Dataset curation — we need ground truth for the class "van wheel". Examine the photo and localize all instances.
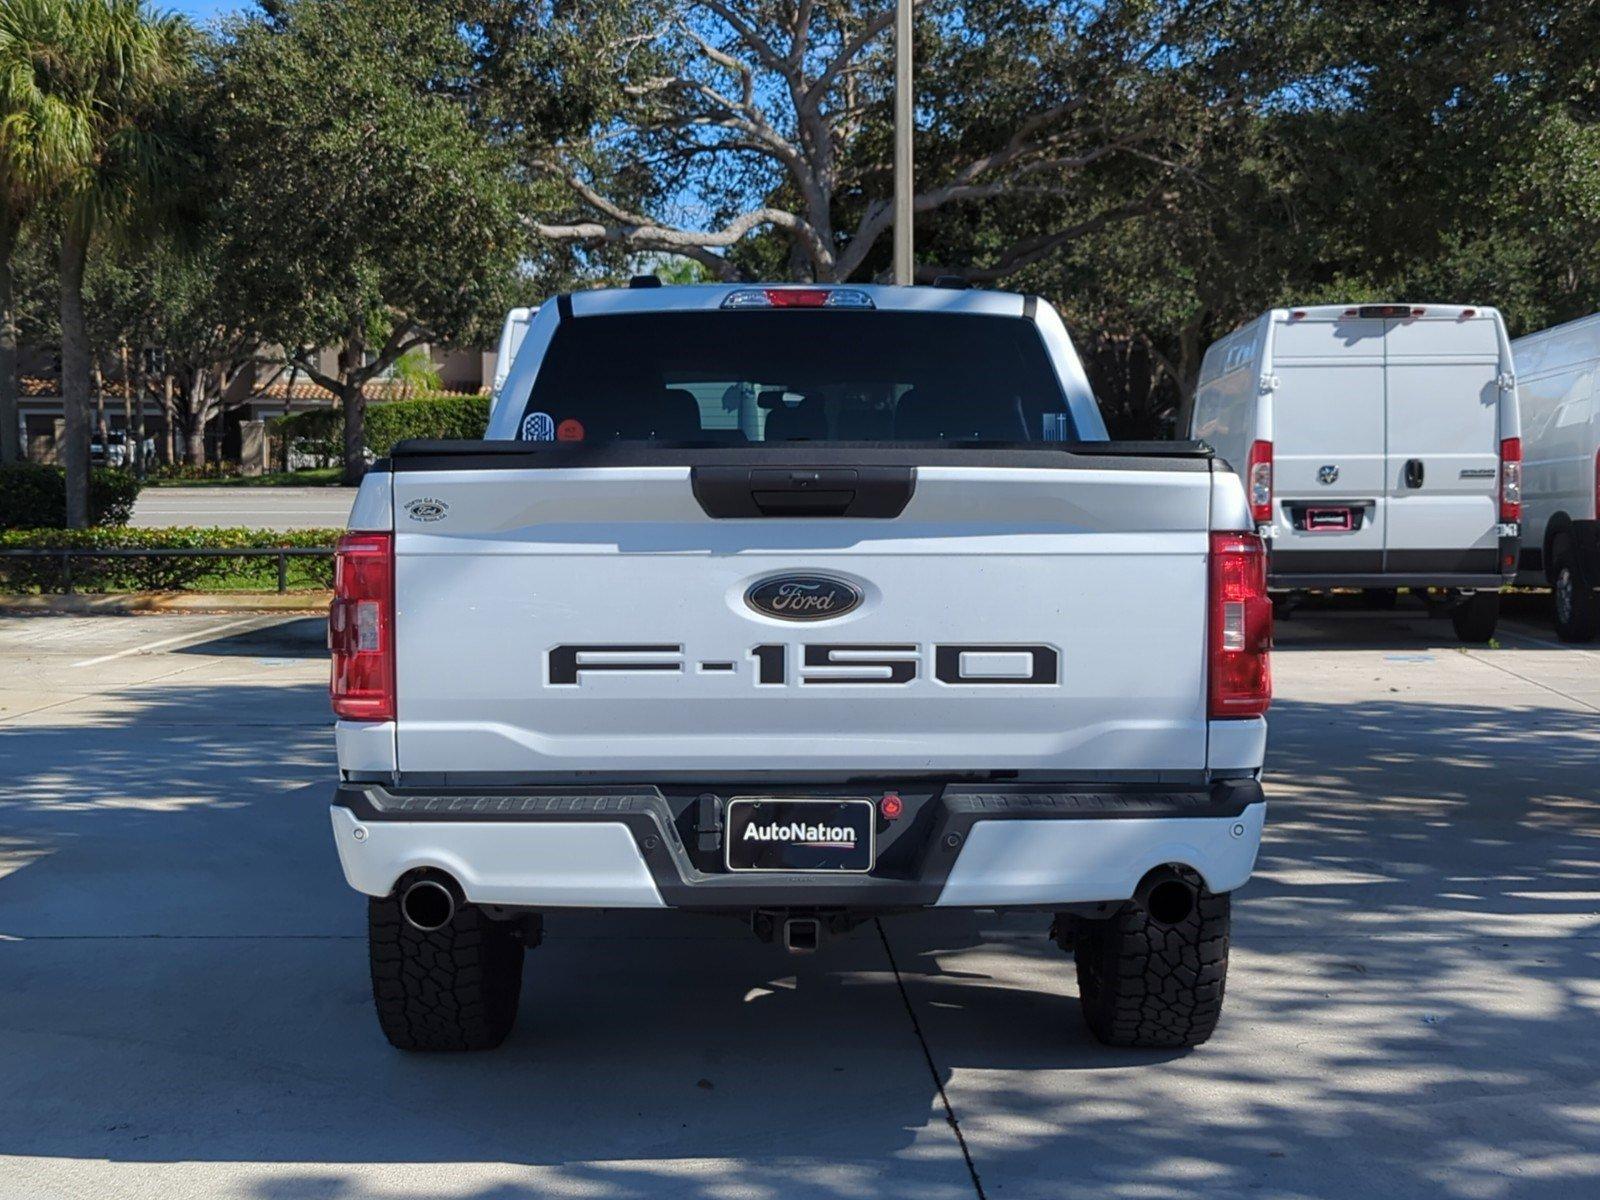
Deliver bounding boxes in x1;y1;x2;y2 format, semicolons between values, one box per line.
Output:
1551;536;1600;642
1451;591;1500;643
1073;875;1230;1048
368;893;524;1051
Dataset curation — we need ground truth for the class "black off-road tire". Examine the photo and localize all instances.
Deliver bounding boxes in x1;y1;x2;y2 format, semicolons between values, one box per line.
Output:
1550;535;1600;643
368;893;524;1051
1073;881;1230;1049
1451;591;1500;643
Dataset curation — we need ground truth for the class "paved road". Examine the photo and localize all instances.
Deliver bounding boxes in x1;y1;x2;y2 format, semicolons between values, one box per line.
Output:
130;486;355;530
0;607;1596;1199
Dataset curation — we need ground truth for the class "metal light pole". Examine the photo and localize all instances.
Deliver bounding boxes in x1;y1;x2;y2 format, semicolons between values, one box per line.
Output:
892;0;913;285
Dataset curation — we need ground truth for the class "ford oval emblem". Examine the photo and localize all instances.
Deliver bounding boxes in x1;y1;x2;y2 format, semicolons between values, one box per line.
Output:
404;497;449;522
745;574;863;622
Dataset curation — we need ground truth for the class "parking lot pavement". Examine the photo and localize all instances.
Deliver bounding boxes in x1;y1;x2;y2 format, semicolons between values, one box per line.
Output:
129;486;355;530
1;607;1596;1199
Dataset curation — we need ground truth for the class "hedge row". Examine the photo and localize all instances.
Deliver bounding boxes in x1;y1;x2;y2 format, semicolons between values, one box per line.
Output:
0;527;344;592
0;464;142;530
368;393;490;455
271;393;490;460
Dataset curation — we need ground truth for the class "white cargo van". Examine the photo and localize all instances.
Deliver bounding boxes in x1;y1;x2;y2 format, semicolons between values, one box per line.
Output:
1192;303;1522;642
1511;312;1600;641
489;306;538;409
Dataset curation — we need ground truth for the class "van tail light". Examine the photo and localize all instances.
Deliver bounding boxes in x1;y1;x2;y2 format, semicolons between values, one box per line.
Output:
329;532;395;721
1247;440;1273;526
1499;437;1522;523
1209;531;1272;719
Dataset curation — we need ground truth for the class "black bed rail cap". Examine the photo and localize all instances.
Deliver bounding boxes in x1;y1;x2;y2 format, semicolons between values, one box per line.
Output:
384;438;1216;473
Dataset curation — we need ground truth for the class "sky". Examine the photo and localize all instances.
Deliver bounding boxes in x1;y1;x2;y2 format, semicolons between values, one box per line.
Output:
165;1;243;22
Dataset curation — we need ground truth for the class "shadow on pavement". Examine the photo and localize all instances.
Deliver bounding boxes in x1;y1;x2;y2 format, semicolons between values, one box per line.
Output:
0;669;1596;1197
171;616;329;659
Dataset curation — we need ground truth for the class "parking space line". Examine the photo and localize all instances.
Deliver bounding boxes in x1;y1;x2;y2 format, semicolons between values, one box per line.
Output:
1461;648;1600;714
68;617;270;668
876;918;988;1200
1497;621;1600;657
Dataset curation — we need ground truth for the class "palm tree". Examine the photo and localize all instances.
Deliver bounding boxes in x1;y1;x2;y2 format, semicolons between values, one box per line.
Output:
1;0;190;523
0;0;94;465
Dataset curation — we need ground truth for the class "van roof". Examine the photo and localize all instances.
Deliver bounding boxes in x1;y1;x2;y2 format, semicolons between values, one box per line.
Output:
1273;303;1498;322
1509;307;1600;352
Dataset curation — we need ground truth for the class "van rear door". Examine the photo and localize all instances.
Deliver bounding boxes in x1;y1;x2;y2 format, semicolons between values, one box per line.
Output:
1382;315;1503;574
1270;314;1388;570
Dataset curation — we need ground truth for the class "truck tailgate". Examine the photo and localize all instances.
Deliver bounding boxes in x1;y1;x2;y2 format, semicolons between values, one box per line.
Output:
389;462;1213;774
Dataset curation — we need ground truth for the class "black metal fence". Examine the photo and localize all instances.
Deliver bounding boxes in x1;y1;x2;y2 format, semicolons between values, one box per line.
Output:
0;547;335;594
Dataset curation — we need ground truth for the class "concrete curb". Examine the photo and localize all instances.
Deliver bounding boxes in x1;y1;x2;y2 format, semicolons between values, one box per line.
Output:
0;591;331;615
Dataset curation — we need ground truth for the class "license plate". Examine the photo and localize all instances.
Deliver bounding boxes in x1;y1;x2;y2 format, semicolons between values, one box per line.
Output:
1306;507;1354;531
724;798;876;872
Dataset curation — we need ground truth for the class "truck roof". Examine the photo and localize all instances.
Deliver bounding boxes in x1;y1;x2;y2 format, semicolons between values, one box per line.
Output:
564;282;1033;319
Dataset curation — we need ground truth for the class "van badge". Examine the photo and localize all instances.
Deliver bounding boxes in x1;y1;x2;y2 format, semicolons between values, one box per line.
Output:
1317;464;1339;485
745;575;863;622
404;497;449;522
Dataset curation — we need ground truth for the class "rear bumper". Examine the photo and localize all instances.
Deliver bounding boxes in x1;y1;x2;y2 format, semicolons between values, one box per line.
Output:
1268;540;1519;590
329;778;1265;912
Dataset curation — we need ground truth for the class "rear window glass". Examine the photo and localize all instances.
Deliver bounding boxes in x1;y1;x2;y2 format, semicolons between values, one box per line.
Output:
513;311;1072;443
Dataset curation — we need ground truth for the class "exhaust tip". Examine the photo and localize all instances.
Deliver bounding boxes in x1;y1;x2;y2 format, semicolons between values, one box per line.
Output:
400;878;456;932
1142;877;1197;927
783;917;821;954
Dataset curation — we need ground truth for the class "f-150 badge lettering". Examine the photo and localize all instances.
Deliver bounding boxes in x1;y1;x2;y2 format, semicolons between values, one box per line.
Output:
548;643;1059;686
745;575;863;621
404;497;449;522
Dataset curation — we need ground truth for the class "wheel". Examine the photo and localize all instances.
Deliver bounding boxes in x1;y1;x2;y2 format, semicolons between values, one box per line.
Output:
1363;588;1399;610
368;891;524;1051
1072;872;1230;1048
1450;591;1500;643
1550;535;1600;643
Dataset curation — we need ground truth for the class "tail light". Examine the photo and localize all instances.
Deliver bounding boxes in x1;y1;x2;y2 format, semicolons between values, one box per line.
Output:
329;531;395;720
1354;304;1425;319
1246;440;1273;526
1499;437;1522;523
721;287;874;309
1208;532;1272;719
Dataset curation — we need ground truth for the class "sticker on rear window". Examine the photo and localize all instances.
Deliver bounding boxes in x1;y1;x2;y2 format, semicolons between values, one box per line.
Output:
520;411;556;441
557;418;585;442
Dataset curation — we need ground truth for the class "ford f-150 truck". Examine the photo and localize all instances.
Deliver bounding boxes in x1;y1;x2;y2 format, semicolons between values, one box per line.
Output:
328;282;1272;1053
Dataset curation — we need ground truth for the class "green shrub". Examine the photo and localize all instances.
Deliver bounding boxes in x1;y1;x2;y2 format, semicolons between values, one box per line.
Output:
0;527;343;592
269;407;343;468
0;464;142;530
365;393;490;456
146;462;239;482
268;392;489;462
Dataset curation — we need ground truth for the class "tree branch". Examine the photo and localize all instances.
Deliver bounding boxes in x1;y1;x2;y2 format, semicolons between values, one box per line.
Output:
915;189;1171;282
803;3;905;106
696;0;786;73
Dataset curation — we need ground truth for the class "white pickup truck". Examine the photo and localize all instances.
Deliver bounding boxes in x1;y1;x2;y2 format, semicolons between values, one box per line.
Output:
328;282;1271;1053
